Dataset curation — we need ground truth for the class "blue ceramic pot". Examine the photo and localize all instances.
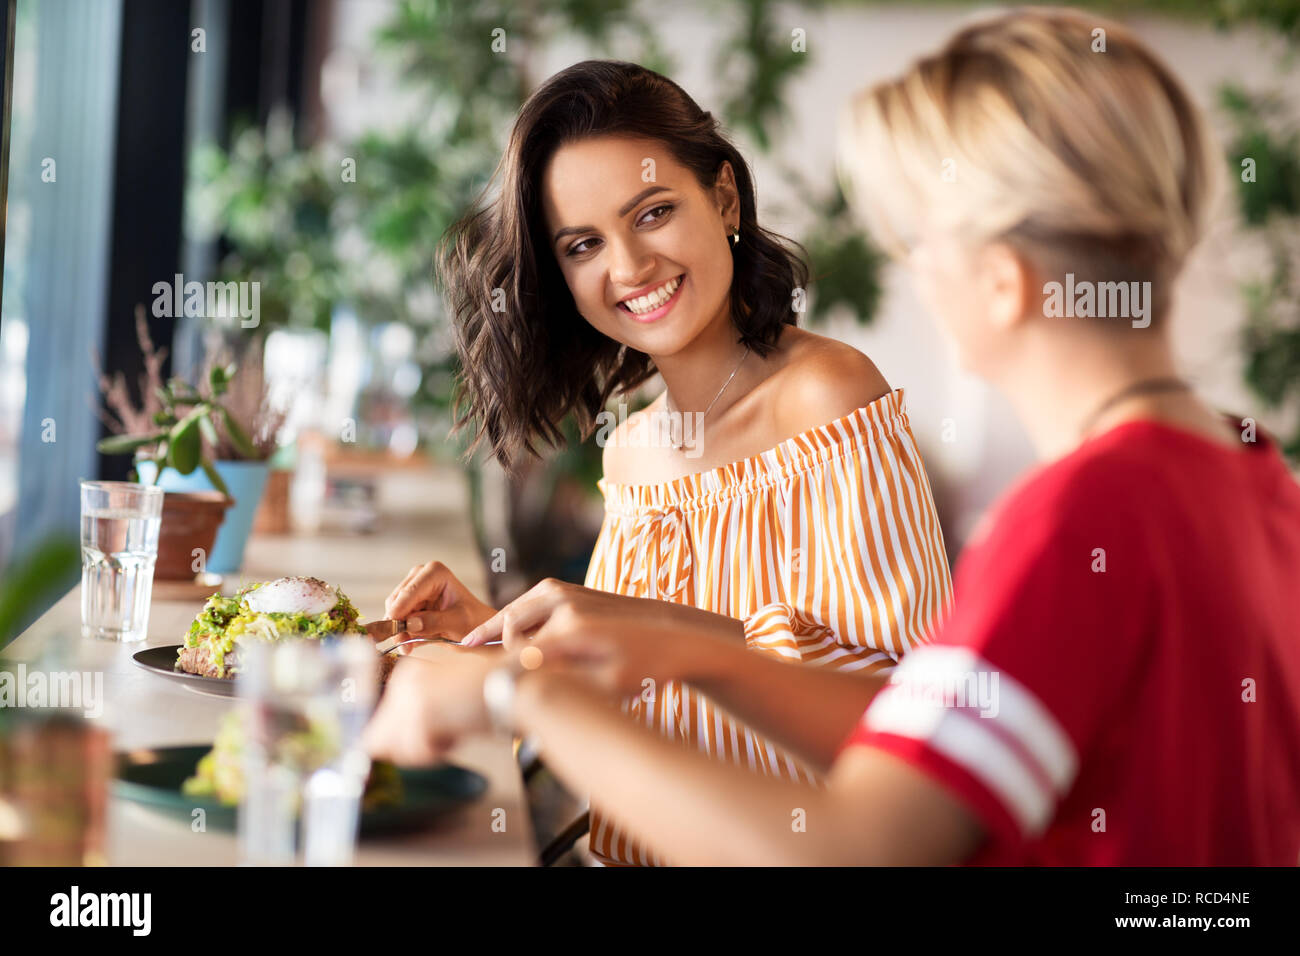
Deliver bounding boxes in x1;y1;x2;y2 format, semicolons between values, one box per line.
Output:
135;459;271;574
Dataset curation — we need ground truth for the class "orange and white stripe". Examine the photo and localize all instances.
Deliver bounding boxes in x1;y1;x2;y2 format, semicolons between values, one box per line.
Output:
584;387;953;865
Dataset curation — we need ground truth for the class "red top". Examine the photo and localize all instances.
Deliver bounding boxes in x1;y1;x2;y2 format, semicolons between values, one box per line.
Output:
841;419;1300;865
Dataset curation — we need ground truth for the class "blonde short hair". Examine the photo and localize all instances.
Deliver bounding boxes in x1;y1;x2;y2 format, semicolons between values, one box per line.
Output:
837;6;1221;323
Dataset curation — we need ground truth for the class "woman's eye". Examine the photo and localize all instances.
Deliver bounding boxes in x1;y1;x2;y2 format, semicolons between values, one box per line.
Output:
564;204;673;257
639;203;674;225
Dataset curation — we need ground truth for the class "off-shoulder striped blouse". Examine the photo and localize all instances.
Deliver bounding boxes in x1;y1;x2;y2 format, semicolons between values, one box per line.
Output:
582;387;954;866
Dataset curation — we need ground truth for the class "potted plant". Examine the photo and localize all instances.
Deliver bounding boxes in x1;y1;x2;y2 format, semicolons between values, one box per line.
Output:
134;332;287;572
94;309;247;580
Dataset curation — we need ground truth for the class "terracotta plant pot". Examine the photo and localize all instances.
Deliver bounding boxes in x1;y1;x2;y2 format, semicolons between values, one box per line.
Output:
154;490;234;580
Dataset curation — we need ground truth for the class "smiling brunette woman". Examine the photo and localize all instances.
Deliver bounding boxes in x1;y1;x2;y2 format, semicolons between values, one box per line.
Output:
380;60;952;866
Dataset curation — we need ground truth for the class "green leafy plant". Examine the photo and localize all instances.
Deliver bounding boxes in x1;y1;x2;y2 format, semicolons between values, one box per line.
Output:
0;537;80;651
95;308;258;496
194;334;289;461
1219;82;1300;461
187;116;343;333
786;175;886;323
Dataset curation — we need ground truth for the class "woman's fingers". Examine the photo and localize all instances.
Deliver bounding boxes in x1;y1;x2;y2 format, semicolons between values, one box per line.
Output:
458;618;492;647
518;630;629;696
461;602;506;646
463;606;512;646
500;610;545;650
387;562;453;620
403;607;458;639
384;564;424;618
464;591;549;646
534;629;613;669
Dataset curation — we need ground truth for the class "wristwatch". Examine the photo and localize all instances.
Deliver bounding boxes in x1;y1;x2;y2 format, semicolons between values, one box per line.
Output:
482;663;522;735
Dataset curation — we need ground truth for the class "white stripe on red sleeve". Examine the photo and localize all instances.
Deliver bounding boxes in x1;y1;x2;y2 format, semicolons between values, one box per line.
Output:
862;645;1079;837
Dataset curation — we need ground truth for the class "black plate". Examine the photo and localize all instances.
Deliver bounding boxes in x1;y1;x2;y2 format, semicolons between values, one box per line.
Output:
115;745;488;836
131;644;237;697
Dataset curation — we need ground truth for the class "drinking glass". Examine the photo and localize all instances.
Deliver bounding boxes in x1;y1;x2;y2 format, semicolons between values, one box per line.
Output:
79;480;163;642
237;637;377;866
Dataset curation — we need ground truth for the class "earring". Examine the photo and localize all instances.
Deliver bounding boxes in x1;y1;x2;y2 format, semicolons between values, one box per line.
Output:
730;226;740;246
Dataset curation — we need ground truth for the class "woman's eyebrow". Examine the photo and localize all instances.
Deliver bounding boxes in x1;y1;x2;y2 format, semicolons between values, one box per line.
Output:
552;186;672;244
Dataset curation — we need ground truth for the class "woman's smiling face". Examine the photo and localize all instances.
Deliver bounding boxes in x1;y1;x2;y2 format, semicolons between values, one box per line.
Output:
541;134;740;358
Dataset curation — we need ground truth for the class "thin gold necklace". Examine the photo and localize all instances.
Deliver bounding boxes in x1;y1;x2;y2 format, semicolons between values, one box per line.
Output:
664;345;751;452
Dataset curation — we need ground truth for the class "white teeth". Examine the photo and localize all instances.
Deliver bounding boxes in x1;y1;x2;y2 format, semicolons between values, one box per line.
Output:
621;276;681;314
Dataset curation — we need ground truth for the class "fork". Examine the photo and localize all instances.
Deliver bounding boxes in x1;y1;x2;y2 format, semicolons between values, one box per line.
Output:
375;635;502;655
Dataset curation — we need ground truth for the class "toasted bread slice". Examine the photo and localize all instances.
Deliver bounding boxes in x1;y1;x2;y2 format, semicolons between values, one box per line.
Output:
177;638;396;684
175;642;239;679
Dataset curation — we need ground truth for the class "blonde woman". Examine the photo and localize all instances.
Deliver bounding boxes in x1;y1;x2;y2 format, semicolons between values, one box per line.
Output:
367;8;1300;865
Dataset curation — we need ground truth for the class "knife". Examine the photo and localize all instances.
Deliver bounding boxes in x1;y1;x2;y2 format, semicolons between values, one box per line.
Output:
363;618;500;653
364;618;423;654
364;617;410;641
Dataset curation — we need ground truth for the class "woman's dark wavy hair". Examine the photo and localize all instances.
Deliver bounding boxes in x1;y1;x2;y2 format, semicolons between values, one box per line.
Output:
438;59;809;471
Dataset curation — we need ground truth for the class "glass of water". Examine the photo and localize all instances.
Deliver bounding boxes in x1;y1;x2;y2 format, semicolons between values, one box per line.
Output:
237;637;377;866
79;480;163;642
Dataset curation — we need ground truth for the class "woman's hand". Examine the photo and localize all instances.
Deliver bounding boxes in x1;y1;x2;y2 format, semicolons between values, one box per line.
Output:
460;578;737;697
383;561;496;654
363;652;499;765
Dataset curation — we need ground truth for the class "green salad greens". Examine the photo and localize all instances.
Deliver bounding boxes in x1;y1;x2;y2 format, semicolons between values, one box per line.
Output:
181;579;364;677
183;708;403;811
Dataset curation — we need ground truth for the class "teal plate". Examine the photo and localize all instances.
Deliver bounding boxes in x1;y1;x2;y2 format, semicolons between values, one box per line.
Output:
115;746;487;836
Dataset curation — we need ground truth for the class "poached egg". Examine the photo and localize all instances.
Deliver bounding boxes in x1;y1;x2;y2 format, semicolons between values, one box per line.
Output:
244;576;339;616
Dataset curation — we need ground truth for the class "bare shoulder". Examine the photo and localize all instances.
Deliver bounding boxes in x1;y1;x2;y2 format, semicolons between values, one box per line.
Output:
599;395;663;485
765;327;891;435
